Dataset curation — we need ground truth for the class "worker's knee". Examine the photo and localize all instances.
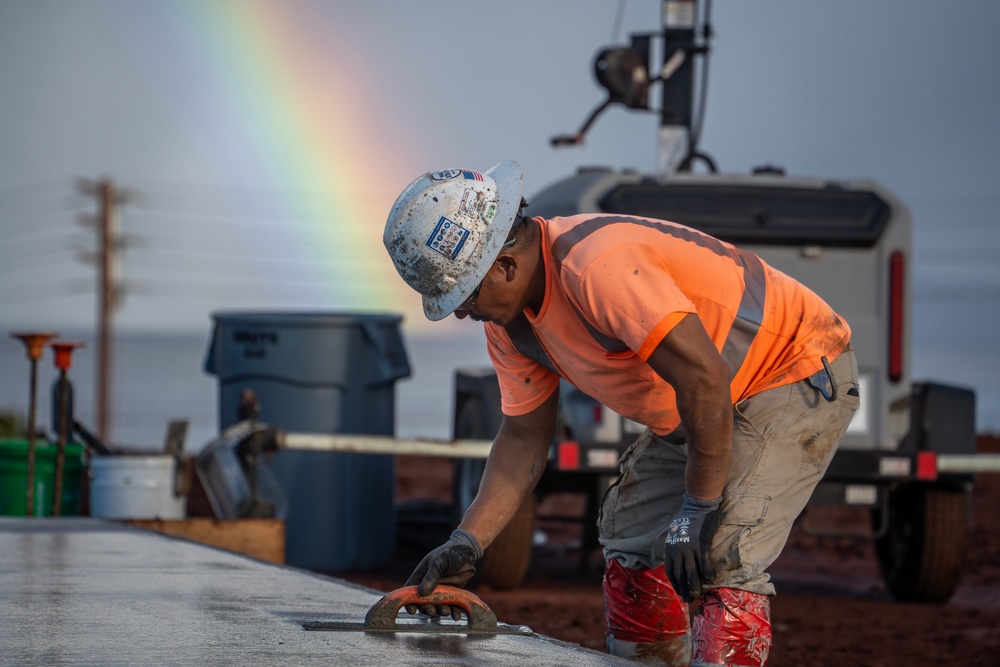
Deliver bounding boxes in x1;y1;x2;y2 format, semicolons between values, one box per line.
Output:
691;587;772;667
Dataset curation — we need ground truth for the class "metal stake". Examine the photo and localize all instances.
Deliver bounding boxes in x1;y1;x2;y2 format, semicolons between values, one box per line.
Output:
11;332;57;517
49;341;84;517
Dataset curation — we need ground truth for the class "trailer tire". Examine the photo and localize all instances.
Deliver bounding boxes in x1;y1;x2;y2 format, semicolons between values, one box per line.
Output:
453;458;536;590
453;397;535;590
477;492;536;590
874;484;969;603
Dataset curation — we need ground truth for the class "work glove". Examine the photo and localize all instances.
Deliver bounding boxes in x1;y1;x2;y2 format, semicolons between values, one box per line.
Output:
404;528;483;620
663;494;722;603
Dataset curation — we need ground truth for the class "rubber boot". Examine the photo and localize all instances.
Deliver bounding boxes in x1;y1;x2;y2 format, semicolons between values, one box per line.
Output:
603;559;692;667
607;636;692;666
691;588;771;667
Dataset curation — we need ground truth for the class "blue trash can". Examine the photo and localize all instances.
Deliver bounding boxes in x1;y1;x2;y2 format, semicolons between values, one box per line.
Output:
204;312;411;572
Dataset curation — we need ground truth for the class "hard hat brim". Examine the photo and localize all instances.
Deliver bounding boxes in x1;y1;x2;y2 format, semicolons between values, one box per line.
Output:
421;160;524;321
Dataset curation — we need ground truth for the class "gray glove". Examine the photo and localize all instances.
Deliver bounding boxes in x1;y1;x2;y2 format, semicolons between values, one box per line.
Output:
404;528;483;620
663;494;722;603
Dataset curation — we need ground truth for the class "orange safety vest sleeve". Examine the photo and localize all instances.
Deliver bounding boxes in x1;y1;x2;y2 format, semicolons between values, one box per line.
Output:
486;324;561;416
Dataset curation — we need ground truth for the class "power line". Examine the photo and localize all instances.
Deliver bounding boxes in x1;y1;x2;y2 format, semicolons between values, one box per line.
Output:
0;223;81;246
124;206;351;232
124;181;391;220
114;263;358;289
128;201;389;231
0;191;87;217
126;175;389;203
0;175;77;201
134;188;389;208
138;274;400;292
123;244;387;268
123;281;400;303
129;235;377;258
0;278;92;304
0;210;81;240
0;244;82;267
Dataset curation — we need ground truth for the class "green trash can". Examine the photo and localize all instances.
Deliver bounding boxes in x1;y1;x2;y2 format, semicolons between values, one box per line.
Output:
0;439;86;516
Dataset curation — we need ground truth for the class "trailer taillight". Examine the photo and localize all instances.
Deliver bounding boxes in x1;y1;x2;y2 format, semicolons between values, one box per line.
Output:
916;451;938;481
888;251;904;383
557;442;580;470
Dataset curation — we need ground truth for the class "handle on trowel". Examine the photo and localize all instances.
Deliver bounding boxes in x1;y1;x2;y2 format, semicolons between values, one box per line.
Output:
364;585;498;632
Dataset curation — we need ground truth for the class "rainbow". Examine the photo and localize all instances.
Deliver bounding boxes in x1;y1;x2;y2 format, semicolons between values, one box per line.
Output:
150;1;443;330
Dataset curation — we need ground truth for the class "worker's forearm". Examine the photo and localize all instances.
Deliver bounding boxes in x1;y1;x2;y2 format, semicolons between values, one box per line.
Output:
459;423;552;550
644;314;735;501
678;388;733;500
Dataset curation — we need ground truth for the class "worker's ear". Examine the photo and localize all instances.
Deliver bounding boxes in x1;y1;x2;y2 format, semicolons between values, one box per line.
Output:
495;254;518;284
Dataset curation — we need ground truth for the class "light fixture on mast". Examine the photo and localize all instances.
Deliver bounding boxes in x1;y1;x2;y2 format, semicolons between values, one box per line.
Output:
551;0;716;175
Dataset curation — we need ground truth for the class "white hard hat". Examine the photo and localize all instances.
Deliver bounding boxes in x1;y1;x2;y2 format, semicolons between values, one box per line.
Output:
383;160;524;321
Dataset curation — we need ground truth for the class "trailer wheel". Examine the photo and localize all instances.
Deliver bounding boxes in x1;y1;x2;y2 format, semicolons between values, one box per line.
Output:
477;492;536;590
874;484;969;603
453;397;535;590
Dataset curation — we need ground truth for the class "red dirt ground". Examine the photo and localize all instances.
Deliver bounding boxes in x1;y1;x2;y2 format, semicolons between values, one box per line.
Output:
338;436;1000;666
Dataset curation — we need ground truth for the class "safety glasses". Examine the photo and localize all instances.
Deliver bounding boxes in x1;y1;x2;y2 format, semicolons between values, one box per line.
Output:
458;236;517;312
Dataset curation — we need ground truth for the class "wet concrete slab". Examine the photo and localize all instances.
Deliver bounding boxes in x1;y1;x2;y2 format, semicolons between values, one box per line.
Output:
0;518;628;665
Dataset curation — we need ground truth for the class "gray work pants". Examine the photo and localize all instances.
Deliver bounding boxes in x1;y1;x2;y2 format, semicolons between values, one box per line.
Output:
599;347;860;595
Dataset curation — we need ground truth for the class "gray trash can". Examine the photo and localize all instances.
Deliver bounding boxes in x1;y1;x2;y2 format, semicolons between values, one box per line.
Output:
204;311;411;572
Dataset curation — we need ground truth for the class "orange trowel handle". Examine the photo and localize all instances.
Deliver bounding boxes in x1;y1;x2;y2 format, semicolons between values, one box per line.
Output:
364;585;498;631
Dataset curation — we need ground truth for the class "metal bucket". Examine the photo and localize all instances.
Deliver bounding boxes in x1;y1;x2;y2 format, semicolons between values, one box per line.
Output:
89;455;186;519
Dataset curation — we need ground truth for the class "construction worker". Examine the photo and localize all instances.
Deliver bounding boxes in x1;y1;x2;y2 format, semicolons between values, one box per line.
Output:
384;161;859;667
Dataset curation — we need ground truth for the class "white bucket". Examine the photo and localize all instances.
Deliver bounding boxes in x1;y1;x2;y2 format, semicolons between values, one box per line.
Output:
89;455;186;519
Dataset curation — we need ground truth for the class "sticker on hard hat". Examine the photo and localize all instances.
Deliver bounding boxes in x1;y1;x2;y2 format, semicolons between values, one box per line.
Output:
431;169;462;180
426;216;471;261
459;188;486;219
461;170;484;181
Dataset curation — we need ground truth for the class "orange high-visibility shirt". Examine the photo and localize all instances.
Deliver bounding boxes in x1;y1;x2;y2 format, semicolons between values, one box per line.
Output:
485;215;851;435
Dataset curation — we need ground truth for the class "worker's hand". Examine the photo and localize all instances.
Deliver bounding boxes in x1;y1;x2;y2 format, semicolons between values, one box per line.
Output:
404;529;483;620
663;494;722;603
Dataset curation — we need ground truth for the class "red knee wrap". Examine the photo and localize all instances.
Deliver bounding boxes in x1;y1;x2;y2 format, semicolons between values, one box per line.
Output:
692;588;772;667
603;559;690;643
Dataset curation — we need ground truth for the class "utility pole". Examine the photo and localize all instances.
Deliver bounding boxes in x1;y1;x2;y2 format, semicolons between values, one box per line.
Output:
97;180;117;444
78;178;134;444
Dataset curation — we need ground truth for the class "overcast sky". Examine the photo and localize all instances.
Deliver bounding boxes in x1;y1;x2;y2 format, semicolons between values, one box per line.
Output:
1;0;997;429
